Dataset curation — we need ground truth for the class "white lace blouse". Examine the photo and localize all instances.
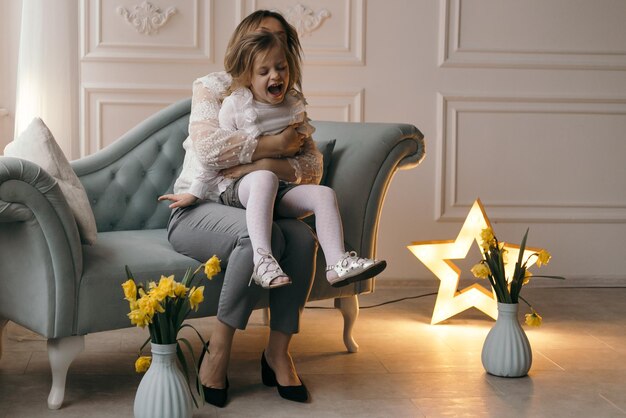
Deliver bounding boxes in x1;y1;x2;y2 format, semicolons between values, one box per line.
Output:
173;72;323;201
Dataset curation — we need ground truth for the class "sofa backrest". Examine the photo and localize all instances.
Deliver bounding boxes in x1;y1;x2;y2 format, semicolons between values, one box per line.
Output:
73;99;191;232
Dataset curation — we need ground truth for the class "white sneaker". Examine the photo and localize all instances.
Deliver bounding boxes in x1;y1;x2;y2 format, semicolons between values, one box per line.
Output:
326;251;387;288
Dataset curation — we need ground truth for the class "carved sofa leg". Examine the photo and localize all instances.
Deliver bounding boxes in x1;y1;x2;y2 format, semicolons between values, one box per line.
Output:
0;318;7;361
334;295;359;353
47;335;85;409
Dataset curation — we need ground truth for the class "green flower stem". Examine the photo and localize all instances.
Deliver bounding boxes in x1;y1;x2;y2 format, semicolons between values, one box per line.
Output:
176;338;201;408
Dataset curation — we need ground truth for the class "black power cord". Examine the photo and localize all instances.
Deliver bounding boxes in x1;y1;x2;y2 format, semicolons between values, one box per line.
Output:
306;291;439;310
305;286;626;310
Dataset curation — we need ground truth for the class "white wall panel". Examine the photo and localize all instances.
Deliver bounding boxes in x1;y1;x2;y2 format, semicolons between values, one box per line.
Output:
81;85;189;155
82;0;214;62
437;94;626;222
306;90;363;122
440;0;626;69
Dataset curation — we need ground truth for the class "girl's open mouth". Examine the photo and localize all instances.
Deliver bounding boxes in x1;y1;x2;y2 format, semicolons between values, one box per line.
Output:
268;83;283;97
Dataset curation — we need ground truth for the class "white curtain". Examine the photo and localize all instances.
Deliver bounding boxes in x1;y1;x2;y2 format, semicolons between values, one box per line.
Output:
14;0;78;159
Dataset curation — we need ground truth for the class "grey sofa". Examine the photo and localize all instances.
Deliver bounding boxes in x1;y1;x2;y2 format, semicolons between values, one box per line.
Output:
0;98;424;409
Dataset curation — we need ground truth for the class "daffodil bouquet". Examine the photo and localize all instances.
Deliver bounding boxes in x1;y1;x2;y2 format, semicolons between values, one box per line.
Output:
471;228;563;326
122;255;221;374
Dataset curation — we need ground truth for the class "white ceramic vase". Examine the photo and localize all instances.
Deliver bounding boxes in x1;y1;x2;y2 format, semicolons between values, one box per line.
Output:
481;302;532;377
133;343;193;418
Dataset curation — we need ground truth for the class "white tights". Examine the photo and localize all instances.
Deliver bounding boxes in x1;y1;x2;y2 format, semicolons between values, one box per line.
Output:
236;170;346;276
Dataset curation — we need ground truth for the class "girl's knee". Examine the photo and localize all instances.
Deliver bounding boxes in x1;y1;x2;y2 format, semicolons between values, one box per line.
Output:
316;185;337;203
249;170;279;186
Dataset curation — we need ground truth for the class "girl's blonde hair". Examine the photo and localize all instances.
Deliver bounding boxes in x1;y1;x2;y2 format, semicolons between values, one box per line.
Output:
225;10;303;91
225;31;299;94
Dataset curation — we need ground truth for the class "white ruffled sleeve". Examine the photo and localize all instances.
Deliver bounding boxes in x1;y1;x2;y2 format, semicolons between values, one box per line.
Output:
217;95;238;132
286;91;322;184
189;73;259;168
288;134;323;185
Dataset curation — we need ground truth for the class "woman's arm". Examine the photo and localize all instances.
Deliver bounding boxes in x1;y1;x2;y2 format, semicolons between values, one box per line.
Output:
221;135;323;184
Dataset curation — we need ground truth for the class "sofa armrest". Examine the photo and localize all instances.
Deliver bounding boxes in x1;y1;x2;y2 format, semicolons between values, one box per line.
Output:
0;156;82;337
311;121;425;257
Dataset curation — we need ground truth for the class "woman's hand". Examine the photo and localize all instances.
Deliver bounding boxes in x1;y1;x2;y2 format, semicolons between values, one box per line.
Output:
254;125;305;160
158;193;198;209
276;125;306;157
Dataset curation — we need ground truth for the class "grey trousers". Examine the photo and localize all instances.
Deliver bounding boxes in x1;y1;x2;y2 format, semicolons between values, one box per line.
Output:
167;201;318;334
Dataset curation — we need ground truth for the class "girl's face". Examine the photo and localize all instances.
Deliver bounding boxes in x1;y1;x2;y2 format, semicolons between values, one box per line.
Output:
249;45;289;105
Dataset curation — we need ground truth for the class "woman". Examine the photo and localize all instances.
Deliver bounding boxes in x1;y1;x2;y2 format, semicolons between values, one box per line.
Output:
159;10;321;406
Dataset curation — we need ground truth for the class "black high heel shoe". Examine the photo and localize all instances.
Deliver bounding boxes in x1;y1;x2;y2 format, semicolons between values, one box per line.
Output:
261;351;308;403
197;346;229;408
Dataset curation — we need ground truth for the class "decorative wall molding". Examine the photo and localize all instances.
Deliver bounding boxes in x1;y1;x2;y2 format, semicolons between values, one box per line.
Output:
305;90;364;123
439;0;626;70
80;84;189;156
116;1;177;35
81;0;213;63
237;0;364;65
436;93;626;223
283;3;331;38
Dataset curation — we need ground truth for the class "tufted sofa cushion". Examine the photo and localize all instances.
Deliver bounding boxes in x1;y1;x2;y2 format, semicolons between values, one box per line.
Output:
76;111;189;232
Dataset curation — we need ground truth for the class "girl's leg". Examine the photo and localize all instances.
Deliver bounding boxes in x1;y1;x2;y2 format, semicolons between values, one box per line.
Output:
237;170;289;286
276;185;345;277
236;170;278;263
278;185;386;285
199;319;235;388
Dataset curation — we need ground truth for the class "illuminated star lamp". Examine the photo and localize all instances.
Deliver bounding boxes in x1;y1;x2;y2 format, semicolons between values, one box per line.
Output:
407;199;541;325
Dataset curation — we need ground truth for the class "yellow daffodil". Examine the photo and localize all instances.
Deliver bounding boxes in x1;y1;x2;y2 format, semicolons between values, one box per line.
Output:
121;279;137;302
135;356;152;373
188;286;205;311
480;228;496;251
471;263;491;279
128;307;151;328
522;270;533;285
204;255;221;279
128;299;138;311
536;249;551;267
137;294;164;317
157;275;176;298
525;310;542;327
174;282;187;298
123;263;221;366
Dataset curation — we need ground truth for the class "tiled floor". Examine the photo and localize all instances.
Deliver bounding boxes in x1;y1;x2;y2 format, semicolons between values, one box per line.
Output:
1;283;625;417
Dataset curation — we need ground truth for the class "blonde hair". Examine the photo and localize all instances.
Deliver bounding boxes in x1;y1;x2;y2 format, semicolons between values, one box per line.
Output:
225;10;303;91
225;31;299;95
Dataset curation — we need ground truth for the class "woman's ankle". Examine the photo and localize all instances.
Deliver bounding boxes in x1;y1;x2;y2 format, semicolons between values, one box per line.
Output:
200;350;228;388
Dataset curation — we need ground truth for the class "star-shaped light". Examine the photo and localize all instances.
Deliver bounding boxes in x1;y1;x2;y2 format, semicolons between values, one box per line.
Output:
407;199;542;324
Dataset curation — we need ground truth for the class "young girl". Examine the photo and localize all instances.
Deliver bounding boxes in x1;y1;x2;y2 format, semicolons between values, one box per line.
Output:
220;30;387;290
164;31;386;290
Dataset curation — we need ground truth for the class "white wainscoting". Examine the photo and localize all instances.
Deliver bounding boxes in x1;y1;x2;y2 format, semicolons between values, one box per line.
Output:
80;84;189;155
439;0;626;70
81;0;214;63
436;94;626;223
